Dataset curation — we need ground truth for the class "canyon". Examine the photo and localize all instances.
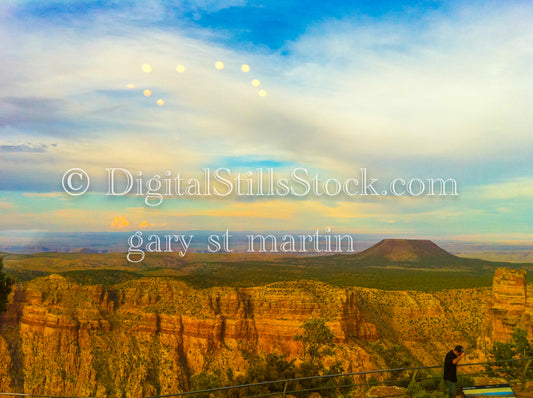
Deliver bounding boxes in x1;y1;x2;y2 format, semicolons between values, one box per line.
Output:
0;267;531;397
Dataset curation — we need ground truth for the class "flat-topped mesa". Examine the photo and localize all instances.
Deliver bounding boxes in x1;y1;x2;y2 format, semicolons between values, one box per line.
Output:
488;268;532;342
356;239;459;264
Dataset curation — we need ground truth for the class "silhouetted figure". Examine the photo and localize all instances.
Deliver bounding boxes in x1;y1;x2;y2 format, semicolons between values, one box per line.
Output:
444;345;465;398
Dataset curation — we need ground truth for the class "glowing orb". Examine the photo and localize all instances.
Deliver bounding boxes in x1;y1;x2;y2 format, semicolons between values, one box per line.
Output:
258;90;267;97
157;99;165;106
252;79;261;87
176;65;186;73
142;64;152;73
241;64;250;73
144;89;152;97
126;84;135;89
215;61;225;70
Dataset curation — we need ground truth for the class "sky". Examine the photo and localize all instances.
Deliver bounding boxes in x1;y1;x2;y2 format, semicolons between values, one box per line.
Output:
0;0;532;243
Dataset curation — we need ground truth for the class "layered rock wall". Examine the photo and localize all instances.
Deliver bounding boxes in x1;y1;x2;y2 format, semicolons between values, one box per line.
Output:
1;269;525;397
487;268;532;342
0;277;380;396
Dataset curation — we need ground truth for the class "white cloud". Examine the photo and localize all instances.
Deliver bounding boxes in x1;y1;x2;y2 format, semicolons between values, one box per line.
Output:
22;192;64;198
475;177;533;200
1;0;532;240
283;4;533;161
1;3;531;174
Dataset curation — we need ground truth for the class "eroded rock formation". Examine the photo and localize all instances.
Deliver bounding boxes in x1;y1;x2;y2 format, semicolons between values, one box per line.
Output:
0;268;528;397
487;268;532;342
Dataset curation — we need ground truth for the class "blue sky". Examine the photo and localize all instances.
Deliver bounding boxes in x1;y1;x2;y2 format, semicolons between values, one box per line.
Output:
16;0;446;46
0;0;532;243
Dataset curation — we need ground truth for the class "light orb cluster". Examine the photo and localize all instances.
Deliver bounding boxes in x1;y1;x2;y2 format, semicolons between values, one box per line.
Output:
130;60;268;106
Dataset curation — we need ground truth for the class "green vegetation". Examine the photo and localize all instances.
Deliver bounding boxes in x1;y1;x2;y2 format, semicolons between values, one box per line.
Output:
59;269;144;285
189;369;227;397
0;256;13;312
2;254;499;291
370;341;419;379
487;328;533;381
407;380;447;398
177;259;496;291
406;372;474;397
1;239;528;291
188;320;353;398
294;318;335;361
5;268;50;282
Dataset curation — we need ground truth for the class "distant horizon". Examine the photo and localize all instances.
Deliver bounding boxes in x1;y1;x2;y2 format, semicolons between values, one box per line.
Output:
2;230;533;256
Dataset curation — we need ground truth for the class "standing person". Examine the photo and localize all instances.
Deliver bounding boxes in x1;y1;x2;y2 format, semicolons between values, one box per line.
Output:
443;345;465;398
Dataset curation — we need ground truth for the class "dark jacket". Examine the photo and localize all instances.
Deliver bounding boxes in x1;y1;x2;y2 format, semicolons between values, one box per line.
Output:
444;350;458;382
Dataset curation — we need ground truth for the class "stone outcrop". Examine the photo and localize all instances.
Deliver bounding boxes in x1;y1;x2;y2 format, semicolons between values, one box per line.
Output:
487;268;532;342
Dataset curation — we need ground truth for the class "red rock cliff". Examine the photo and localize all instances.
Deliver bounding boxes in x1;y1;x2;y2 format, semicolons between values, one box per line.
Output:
0;272;504;397
0;277;381;397
487;268;532;342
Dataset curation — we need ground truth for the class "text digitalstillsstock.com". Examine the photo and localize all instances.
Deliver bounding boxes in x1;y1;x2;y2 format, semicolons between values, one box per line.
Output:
60;167;459;262
62;167;459;205
127;228;355;262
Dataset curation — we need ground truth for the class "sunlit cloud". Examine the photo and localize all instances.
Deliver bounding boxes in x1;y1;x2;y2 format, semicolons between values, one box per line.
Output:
111;215;130;229
0;200;14;210
23;192;63;198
